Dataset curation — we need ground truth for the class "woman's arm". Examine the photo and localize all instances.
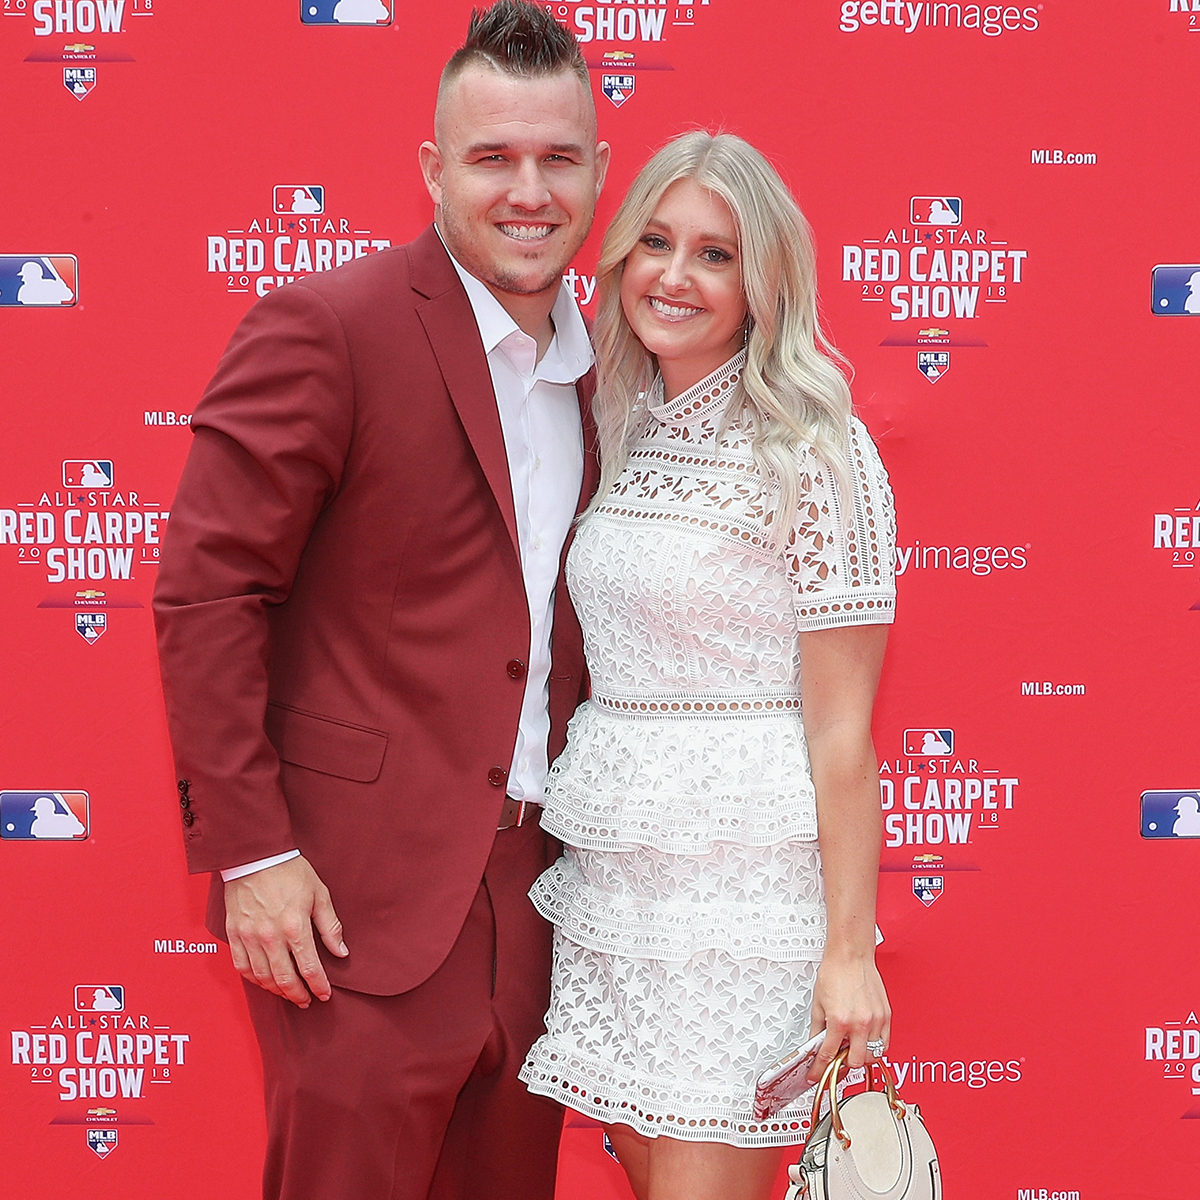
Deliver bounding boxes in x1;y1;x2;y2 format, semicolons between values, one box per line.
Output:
799;622;891;1080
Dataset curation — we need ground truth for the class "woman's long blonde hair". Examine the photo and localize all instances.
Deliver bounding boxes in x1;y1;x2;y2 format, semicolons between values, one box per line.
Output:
591;131;852;542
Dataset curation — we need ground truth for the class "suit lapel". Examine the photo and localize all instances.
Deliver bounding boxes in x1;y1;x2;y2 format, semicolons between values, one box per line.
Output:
574;367;600;519
411;228;521;558
411;225;601;558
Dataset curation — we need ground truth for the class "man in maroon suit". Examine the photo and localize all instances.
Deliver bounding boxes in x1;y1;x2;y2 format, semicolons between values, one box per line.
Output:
153;6;609;1198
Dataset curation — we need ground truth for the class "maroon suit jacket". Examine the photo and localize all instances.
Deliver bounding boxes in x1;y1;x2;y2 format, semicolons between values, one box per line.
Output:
154;226;598;995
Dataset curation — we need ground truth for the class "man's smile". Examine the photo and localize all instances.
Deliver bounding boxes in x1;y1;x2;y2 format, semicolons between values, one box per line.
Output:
496;222;558;241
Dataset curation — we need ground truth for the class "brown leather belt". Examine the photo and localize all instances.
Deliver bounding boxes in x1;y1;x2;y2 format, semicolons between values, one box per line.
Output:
497;798;538;831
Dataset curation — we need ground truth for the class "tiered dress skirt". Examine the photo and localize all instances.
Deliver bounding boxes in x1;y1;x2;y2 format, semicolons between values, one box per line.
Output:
518;697;827;1147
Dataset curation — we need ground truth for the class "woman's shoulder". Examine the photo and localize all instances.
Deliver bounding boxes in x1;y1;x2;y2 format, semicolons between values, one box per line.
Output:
844;414;893;491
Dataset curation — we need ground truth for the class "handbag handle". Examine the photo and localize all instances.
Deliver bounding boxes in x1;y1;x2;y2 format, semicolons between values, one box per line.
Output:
809;1048;908;1151
865;1058;908;1120
809;1049;852;1150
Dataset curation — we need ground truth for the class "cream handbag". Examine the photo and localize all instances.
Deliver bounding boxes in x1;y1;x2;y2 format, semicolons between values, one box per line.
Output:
785;1050;941;1200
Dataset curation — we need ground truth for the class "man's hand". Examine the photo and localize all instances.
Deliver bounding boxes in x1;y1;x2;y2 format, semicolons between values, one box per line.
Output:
224;856;348;1008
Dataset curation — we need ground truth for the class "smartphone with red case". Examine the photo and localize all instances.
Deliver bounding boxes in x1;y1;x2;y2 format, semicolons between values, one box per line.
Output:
752;1031;825;1121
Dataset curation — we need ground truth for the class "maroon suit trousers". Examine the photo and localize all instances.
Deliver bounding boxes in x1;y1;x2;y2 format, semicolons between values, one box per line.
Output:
241;821;562;1200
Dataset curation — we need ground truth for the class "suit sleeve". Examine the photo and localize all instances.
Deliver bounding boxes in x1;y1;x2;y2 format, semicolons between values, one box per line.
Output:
154;283;355;874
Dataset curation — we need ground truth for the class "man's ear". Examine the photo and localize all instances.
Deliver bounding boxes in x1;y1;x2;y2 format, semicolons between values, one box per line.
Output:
594;141;612;197
418;141;444;206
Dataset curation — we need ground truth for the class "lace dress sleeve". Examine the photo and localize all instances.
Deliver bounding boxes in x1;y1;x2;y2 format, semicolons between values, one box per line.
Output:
784;416;896;631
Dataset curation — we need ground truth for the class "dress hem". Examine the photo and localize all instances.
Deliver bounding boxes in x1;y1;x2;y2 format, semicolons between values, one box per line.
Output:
519;1047;816;1149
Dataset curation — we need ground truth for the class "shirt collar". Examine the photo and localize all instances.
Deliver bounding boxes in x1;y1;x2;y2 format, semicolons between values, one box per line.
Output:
647;349;748;426
437;226;594;384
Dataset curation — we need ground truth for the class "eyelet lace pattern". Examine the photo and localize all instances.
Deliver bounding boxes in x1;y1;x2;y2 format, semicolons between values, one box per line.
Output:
540;703;820;853
522;939;822;1146
529;841;826;960
520;352;896;1146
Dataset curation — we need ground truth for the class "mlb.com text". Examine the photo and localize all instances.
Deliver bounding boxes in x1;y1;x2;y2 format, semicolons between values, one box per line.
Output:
153;940;219;955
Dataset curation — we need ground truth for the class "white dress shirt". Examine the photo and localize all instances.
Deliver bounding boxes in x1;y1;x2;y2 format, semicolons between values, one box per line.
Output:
222;241;590;881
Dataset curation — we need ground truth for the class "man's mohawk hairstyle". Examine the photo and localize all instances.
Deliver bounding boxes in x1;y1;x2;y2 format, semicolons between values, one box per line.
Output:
444;0;588;86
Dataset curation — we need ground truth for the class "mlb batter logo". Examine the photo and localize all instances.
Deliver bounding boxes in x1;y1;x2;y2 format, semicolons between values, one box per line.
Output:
76;612;107;643
601;74;635;107
274;185;325;215
76;984;125;1012
300;0;392;24
1141;790;1200;839
0;256;77;306
1151;266;1200;315
910;197;962;226
904;728;954;756
912;876;943;906
87;1129;118;1159
64;67;96;100
917;351;950;383
63;459;113;487
0;791;90;840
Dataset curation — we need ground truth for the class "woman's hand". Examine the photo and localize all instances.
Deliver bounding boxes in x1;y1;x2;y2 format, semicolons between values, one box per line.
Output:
807;952;891;1082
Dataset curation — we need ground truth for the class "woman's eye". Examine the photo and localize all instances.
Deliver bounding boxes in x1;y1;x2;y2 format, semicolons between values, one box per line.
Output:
641;235;669;251
703;248;733;264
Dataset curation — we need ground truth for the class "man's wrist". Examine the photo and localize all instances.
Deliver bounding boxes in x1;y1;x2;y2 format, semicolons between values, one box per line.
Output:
220;849;301;883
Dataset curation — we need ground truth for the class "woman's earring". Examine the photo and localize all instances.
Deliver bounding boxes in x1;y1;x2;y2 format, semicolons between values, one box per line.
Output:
742;317;754;347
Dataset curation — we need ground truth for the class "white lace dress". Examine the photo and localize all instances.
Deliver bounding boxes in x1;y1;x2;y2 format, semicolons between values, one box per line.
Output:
519;351;896;1146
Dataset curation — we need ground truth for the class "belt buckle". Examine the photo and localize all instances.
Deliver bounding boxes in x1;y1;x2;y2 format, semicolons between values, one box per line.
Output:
497;798;527;831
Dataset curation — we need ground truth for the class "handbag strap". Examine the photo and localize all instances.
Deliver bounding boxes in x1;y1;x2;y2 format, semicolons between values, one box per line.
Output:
810;1048;909;1151
809;1048;852;1150
865;1058;908;1120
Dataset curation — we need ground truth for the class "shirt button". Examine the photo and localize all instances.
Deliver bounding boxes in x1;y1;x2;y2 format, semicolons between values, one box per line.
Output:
488;766;508;788
506;659;527;680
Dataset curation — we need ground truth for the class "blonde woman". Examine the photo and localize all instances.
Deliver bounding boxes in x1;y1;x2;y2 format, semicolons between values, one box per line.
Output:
520;132;895;1200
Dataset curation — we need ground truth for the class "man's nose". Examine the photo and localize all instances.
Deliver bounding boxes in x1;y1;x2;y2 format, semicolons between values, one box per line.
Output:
507;159;553;211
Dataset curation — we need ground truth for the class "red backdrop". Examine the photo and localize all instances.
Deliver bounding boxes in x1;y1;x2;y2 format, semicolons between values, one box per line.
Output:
3;3;1198;1197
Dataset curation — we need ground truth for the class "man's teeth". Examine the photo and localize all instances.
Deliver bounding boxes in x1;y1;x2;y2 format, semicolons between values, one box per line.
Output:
499;224;554;240
649;297;702;318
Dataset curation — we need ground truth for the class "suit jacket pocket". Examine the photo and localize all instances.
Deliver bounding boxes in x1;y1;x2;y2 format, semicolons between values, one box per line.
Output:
265;702;388;783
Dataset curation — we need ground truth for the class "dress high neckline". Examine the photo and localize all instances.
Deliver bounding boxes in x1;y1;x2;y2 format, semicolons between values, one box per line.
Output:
647;350;747;426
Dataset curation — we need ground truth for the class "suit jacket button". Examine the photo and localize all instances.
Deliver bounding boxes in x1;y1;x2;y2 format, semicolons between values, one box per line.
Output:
182;811;195;827
506;659;526;680
488;766;508;787
177;779;190;794
179;796;191;810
